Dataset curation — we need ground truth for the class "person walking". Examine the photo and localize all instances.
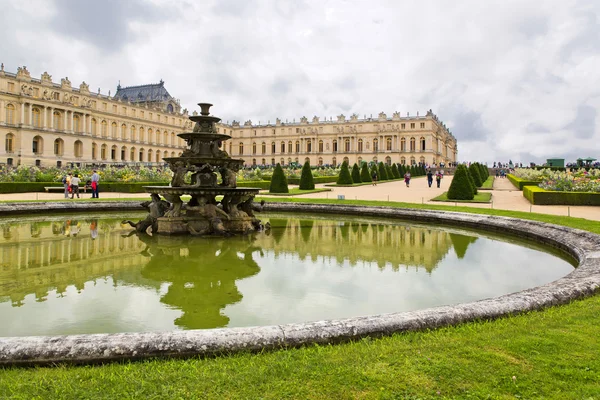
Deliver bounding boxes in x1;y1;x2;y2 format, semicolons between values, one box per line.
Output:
371;170;378;186
91;169;100;198
404;171;411;187
62;173;71;199
436;171;443;188
426;170;433;187
70;173;81;199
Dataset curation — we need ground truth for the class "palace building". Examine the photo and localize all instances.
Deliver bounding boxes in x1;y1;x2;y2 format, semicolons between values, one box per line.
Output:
0;64;457;168
0;65;190;168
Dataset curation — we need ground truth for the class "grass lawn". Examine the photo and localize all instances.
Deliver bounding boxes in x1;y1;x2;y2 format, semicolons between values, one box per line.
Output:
480;176;495;189
262;188;332;196
0;198;599;399
430;191;492;203
324;178;403;187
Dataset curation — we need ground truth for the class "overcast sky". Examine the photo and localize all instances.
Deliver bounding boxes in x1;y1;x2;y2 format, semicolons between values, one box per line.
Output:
2;0;599;164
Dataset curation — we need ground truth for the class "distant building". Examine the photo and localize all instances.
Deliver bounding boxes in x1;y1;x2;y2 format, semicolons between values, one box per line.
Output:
0;65;190;167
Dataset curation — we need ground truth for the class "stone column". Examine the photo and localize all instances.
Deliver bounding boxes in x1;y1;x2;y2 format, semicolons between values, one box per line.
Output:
63;110;67;132
20;102;25;125
28;103;33;127
88;114;92;134
48;107;54;129
43;106;47;128
70;111;74;132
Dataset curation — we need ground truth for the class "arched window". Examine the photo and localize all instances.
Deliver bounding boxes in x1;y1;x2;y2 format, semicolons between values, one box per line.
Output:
101;120;107;137
5;133;14;153
163;132;168;145
148;129;153;143
252;142;257;155
92;143;97;160
239;142;244;155
385;156;391;165
401;137;406;152
73;114;81;133
386;137;392;151
373;139;378;152
332;140;338;153
420;156;425;164
121;146;127;161
148;149;153;162
358;157;362;165
420;137;426;151
131;126;136;141
5;104;15;125
410;156;416;165
271;158;275;165
271;141;276;154
281;158;285;165
295;141;300;153
53;111;62;130
163;150;168;159
111;122;117;138
287;157;292;165
139;127;145;142
281;141;285;153
306;140;312;153
344;139;350;152
288;141;292;153
262;158;266;165
53;138;64;156
91;119;98;136
101;144;107;160
401;156;406;165
32;108;41;127
332;157;337;166
171;151;175;157
261;142;266;154
111;145;117;160
318;140;324;153
343;157;349;164
156;151;160;163
318;157;323;166
358;139;363;152
130;147;136;161
74;140;83;158
410;137;416;152
33;136;43;154
171;132;175;145
252;158;257;166
139;148;144;162
121;124;127;140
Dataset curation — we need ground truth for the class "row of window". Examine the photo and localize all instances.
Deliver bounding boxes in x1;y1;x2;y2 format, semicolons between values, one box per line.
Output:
234;137;429;155
247;155;427;167
233;122;427;136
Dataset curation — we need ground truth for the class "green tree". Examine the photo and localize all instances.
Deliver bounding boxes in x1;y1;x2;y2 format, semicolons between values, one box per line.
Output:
385;164;393;180
479;163;488;180
337;161;353;185
360;163;372;182
378;162;389;180
391;163;400;179
351;163;362;184
447;164;475;200
466;166;478;195
299;160;315;190
269;163;289;193
468;163;483;188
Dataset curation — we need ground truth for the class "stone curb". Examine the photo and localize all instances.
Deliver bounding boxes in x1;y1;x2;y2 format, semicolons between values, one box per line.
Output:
0;201;599;366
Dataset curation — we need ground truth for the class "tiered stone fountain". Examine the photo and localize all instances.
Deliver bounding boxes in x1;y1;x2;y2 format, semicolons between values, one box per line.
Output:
142;103;261;236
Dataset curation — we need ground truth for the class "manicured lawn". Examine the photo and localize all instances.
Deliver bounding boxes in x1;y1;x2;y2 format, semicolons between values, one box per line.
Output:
263;188;332;196
1;198;599;399
324;178;404;187
430;192;492;203
480;176;495;189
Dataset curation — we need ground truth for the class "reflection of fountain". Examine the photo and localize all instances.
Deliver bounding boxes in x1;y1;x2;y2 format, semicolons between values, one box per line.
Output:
137;234;261;329
141;103;261;235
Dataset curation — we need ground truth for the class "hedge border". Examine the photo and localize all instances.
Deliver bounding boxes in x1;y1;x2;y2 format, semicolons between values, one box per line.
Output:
507;174;540;190
523;186;600;205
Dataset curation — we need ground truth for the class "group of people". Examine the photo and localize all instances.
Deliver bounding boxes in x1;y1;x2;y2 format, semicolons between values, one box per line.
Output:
426;170;444;188
63;170;100;199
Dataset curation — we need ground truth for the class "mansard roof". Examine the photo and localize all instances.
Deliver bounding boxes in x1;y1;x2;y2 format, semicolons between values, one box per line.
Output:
114;80;173;103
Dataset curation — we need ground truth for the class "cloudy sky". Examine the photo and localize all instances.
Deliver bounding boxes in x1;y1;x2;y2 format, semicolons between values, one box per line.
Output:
2;0;599;164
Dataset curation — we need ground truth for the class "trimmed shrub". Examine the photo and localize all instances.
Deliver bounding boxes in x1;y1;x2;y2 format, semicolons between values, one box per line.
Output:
391;163;400;179
464;167;477;195
336;161;354;185
478;163;488;180
398;164;405;176
299;161;315;190
237;180;271;190
507;174;540;190
360;163;372;183
351;163;362;184
385;164;393;180
468;164;483;187
447;165;475;200
378;162;389;180
269;163;289;193
523;186;600;205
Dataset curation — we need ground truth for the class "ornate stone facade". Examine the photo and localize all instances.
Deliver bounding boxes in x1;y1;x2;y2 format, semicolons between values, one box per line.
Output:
0;66;191;167
216;109;457;167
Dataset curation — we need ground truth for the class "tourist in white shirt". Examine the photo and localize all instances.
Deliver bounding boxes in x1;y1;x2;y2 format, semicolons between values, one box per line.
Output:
70;174;81;199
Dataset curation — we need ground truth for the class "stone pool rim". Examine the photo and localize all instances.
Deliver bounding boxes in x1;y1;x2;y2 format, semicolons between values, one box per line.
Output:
0;201;598;366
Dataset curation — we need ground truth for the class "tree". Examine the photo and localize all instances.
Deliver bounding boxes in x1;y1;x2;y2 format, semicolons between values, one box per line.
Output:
466;166;478;195
385;164;393;180
447;164;475;200
351;163;362;184
337;161;353;185
478;163;488;181
391;163;400;179
378;162;389;180
360;162;372;182
299;160;315;190
269;163;289;193
468;163;483;188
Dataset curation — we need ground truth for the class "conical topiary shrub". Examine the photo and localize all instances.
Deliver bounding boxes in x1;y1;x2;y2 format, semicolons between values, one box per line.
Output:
479;163;488;181
391;163;400;179
351;163;362;184
361;163;372;182
468;163;483;188
269;163;289;193
378;162;389;180
447;164;475;200
337;161;353;185
299;160;315;190
465;166;478;195
385;164;393;180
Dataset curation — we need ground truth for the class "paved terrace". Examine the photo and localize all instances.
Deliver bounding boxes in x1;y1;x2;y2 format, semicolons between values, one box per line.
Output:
1;175;599;221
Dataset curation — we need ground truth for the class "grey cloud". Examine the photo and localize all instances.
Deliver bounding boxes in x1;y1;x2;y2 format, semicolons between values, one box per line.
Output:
445;109;490;142
566;104;596;139
518;16;548;38
211;0;257;17
526;122;550;133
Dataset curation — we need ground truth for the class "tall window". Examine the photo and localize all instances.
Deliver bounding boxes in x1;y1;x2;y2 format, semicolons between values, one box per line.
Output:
332;157;337;166
121;124;127;140
164;132;168;145
288;141;292;153
280;141;285;153
53;138;63;156
92;143;97;160
156;151;160;163
130;147;136;161
373;139;378;152
261;142;266;154
139;127;145;142
33;136;43;154
74;140;83;157
101;120;107;137
111;122;117;138
252;142;257;155
401;137;406;152
344;139;350;152
91;119;97;136
148;129;153;143
171;132;175;145
6;104;15;125
73;115;81;133
420;137;426;151
386;137;392;151
131;126;137;141
333;140;338;153
53;111;62;130
410;137;416;152
139;148;144;162
121;146;127;161
111;145;117;160
358;139;363;152
101;144;107;160
5;133;14;152
32;108;41;127
239;143;244;155
306;140;312;153
271;142;276;154
319;140;324;152
295;141;300;153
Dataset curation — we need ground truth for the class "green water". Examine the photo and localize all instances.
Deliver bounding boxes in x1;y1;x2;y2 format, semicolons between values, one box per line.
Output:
0;212;574;336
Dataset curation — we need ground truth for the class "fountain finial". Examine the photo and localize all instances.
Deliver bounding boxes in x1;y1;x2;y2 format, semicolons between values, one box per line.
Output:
198;103;213;116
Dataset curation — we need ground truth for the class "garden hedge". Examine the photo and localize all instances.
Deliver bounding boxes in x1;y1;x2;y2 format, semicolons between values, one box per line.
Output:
351;163;362;184
269;163;289;193
507;174;541;190
523;186;600;205
236;181;271;190
337;162;354;185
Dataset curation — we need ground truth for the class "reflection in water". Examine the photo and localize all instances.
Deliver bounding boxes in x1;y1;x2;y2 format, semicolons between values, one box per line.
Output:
0;213;574;336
